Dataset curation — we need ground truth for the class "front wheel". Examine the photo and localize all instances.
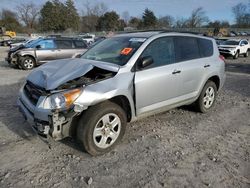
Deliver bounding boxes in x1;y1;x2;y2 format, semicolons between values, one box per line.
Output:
233;51;239;59
195;81;217;113
20;56;36;70
77;101;127;156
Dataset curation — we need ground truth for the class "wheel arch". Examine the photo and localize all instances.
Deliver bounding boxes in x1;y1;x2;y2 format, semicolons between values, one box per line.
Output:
207;75;220;90
109;95;132;122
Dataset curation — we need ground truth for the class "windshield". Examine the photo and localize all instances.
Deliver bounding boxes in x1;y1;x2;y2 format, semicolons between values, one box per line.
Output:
222;40;239;45
25;38;43;48
81;36;146;66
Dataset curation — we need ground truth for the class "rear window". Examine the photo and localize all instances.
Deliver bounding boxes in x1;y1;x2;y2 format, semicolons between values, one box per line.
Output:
198;38;213;57
74;40;88;48
174;36;200;62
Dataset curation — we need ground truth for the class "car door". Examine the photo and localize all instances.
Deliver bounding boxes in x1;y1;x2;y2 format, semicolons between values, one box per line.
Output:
241;40;249;53
173;36;208;98
55;39;75;59
35;39;57;63
134;37;182;115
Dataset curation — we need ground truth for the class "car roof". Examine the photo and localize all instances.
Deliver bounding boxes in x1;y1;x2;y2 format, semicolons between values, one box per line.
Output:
115;31;162;38
115;30;207;39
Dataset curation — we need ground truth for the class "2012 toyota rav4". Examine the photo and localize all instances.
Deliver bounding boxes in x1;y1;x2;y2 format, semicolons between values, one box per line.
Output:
17;31;226;156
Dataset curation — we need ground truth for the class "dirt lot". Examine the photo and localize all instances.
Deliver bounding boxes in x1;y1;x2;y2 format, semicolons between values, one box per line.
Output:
0;46;249;188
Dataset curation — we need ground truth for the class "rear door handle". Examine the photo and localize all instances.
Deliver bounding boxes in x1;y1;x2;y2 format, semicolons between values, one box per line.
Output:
204;64;210;68
172;70;181;74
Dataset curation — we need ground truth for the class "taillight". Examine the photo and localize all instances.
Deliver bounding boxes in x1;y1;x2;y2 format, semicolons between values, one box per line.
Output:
219;55;225;63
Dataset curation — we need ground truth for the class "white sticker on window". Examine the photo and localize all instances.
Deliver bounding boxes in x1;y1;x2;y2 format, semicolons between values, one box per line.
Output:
129;38;147;42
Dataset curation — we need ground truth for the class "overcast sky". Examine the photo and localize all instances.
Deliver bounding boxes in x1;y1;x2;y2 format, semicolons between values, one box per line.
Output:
0;0;249;23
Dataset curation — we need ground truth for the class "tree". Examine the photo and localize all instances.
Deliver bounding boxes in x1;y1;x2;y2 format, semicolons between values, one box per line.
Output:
122;11;130;24
0;9;22;32
232;3;250;27
142;8;157;29
80;1;108;32
96;11;120;31
187;7;209;27
128;17;142;29
64;0;80;31
158;15;174;28
40;0;80;32
174;17;189;28
16;2;40;31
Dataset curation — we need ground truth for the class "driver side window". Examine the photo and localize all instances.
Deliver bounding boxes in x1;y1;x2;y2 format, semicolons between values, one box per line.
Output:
36;40;56;49
139;37;175;69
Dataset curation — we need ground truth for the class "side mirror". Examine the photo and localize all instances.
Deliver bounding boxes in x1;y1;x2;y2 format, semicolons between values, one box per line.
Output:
74;54;82;58
36;45;41;49
138;56;154;69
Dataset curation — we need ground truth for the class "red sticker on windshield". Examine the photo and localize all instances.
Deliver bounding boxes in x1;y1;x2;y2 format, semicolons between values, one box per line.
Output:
121;48;133;55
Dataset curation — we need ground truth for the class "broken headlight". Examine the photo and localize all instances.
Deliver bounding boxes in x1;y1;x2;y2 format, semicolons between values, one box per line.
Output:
49;89;82;109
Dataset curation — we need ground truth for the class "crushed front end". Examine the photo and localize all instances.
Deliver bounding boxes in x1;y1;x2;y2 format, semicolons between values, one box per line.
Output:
17;81;81;140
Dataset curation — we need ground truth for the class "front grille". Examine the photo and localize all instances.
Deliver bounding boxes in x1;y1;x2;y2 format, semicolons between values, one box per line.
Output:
219;49;230;53
24;81;47;105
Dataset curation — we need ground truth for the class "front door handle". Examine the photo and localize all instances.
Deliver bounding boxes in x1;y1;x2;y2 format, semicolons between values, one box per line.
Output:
204;64;210;68
172;70;181;74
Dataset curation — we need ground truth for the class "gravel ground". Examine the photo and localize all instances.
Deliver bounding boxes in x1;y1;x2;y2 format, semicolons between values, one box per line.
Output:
0;46;249;188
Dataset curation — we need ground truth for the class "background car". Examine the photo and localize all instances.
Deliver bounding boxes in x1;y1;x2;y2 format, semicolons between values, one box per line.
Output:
218;39;250;59
6;37;89;70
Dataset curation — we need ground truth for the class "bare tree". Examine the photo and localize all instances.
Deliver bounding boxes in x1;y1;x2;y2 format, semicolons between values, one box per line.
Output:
187;7;209;28
232;3;250;27
80;1;108;32
122;11;130;24
16;2;40;30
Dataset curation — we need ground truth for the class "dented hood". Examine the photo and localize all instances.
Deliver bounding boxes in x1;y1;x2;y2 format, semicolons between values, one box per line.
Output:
27;58;120;90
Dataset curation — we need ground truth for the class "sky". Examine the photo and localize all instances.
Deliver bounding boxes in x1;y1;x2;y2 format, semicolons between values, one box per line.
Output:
0;0;249;24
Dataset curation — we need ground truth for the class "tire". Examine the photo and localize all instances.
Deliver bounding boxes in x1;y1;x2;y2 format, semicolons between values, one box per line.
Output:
195;81;217;113
77;101;127;156
20;56;36;70
233;51;239;59
244;50;249;57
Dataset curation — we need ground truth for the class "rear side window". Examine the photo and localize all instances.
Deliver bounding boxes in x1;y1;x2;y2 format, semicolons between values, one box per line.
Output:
198;38;213;57
56;40;73;49
74;40;88;48
174;36;200;62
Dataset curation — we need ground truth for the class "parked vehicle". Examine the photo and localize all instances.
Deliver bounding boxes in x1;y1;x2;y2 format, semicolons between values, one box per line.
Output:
215;38;228;45
6;37;88;70
17;31;225;156
79;34;95;44
218;39;250;59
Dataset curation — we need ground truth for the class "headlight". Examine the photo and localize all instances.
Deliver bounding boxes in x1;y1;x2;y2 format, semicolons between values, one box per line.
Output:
50;89;82;109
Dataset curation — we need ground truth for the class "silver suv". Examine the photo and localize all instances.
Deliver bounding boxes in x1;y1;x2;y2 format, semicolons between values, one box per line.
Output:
17;31;226;155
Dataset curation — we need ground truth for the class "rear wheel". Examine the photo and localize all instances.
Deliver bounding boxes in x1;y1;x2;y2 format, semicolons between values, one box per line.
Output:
244;50;249;57
195;81;217;113
20;56;36;70
77;101;127;156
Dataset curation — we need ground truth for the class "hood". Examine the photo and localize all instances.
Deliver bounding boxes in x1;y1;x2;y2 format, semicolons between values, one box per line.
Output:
9;44;25;52
218;45;237;48
27;58;120;90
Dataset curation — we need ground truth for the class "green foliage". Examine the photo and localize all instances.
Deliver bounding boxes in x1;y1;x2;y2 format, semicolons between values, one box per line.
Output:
40;0;80;32
96;11;120;31
142;8;157;29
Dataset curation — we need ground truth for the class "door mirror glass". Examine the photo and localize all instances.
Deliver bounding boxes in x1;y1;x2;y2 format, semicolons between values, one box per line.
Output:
240;43;245;46
138;56;154;69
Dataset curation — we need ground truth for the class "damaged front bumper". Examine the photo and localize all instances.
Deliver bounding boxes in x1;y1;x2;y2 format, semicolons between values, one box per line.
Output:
17;89;78;141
